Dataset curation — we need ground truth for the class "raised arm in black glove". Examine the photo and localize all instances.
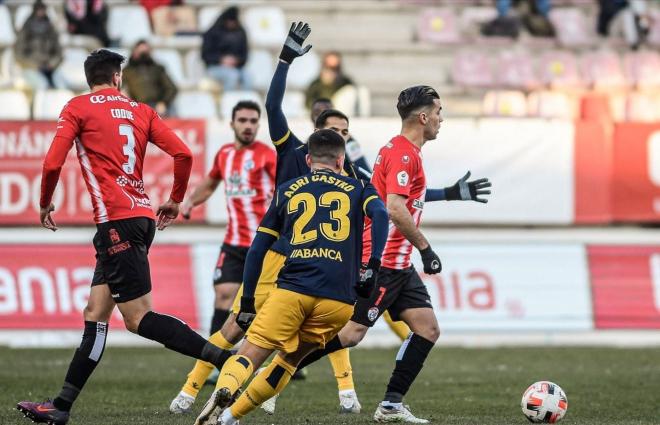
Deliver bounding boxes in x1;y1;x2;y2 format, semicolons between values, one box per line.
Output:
356;257;380;298
445;171;492;203
420;246;442;275
236;296;256;332
279;22;312;64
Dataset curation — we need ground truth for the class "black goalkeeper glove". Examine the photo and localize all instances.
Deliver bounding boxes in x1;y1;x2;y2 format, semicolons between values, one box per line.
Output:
279;21;312;64
420;246;442;275
236;296;256;332
445;171;492;203
356;258;380;298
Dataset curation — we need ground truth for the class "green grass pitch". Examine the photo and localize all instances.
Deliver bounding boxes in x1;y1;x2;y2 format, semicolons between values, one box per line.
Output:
2;346;659;424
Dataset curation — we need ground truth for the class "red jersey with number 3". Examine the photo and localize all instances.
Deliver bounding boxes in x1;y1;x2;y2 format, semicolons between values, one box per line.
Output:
209;141;276;247
362;135;426;270
40;88;192;224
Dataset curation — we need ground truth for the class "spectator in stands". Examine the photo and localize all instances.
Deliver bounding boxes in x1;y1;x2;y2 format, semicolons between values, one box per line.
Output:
65;0;110;47
202;6;251;91
14;0;65;90
597;0;650;50
481;0;555;38
122;40;178;116
140;0;183;16
304;52;354;109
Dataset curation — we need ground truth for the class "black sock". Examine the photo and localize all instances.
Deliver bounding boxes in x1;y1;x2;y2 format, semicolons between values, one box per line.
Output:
137;311;231;368
210;308;230;334
295;335;344;371
53;321;108;412
384;333;434;403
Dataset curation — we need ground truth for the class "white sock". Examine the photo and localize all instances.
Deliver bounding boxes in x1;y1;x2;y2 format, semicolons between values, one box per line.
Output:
339;389;356;397
179;391;195;401
381;400;402;410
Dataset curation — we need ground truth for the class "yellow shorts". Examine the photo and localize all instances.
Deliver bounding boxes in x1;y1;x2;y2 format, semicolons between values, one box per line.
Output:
231;250;286;314
246;287;353;353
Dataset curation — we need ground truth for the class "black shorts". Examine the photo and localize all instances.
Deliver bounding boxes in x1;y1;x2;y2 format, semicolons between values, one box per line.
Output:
213;244;248;285
351;266;433;327
91;217;155;303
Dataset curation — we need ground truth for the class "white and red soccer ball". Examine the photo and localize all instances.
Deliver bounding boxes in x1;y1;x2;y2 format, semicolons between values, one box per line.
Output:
521;381;568;423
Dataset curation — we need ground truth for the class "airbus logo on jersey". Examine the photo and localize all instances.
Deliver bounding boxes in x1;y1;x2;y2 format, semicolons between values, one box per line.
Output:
397;171;409;186
226;172;256;197
89;95;138;107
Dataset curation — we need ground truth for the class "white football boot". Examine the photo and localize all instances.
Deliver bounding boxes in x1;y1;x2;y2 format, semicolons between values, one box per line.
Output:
194;388;233;425
218;406;240;425
338;390;361;414
373;402;429;423
255;367;278;415
169;391;195;414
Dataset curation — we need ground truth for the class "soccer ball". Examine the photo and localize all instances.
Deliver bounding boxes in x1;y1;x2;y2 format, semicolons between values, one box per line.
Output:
521;381;568;423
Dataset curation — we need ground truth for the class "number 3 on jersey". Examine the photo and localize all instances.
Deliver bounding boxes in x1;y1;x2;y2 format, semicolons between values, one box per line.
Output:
288;191;350;245
119;124;136;175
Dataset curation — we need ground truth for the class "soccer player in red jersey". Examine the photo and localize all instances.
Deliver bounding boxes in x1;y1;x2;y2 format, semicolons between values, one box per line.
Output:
169;101;276;413
16;50;233;425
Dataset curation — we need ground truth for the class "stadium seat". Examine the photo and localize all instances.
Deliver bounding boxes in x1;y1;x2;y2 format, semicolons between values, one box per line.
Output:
0;49;18;88
244;49;274;91
287;50;321;90
527;90;575;119
197;6;222;33
152;48;188;88
623;92;660;122
538;51;583;89
459;6;498;35
549;8;594;47
495;50;540;90
0;5;16;47
622;51;660;90
0;90;30;119
646;9;660;47
183;49;206;87
219;90;263;120
151;5;197;37
417;8;461;44
482;90;527;117
242;6;287;48
107;6;152;47
580;50;627;90
282;91;306;119
58;48;90;91
173;91;217;119
451;51;494;88
32;89;75;120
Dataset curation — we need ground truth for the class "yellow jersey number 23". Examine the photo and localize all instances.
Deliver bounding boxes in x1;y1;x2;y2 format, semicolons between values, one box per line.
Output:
288;191;350;245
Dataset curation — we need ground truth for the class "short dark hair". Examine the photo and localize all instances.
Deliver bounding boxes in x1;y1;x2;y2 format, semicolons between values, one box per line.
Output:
231;100;261;121
311;98;333;108
308;129;345;165
315;109;349;129
84;49;125;88
396;85;440;120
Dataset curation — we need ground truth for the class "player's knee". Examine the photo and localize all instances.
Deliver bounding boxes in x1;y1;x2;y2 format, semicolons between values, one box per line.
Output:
83;303;110;322
122;311;147;334
419;323;440;343
340;327;367;347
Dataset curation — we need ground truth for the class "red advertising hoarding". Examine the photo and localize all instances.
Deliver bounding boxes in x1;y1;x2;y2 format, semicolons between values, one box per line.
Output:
0;244;198;329
0;120;206;225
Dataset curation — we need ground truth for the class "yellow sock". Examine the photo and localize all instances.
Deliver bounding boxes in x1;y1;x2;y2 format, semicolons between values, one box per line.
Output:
328;348;354;391
384;311;411;341
215;355;254;395
230;355;295;419
181;331;236;397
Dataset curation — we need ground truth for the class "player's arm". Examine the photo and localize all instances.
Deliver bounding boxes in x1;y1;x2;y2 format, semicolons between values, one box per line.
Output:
148;110;193;229
356;190;388;297
425;171;492;203
236;192;283;331
39;103;80;231
181;176;220;219
265;22;311;151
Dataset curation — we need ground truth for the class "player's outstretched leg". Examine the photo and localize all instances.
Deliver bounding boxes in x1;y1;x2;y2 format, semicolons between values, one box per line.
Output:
384;310;411;341
16;285;115;424
373;308;439;424
170;325;239;414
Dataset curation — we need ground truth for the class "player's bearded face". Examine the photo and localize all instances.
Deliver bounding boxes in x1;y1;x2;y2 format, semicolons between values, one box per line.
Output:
320;117;350;142
422;99;443;142
231;109;260;145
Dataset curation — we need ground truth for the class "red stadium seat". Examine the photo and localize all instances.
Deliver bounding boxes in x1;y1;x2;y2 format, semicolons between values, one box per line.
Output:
549;8;595;47
538;51;583;89
417;8;461;44
580;50;627;90
622;50;660;90
451;50;494;88
495;50;540;90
